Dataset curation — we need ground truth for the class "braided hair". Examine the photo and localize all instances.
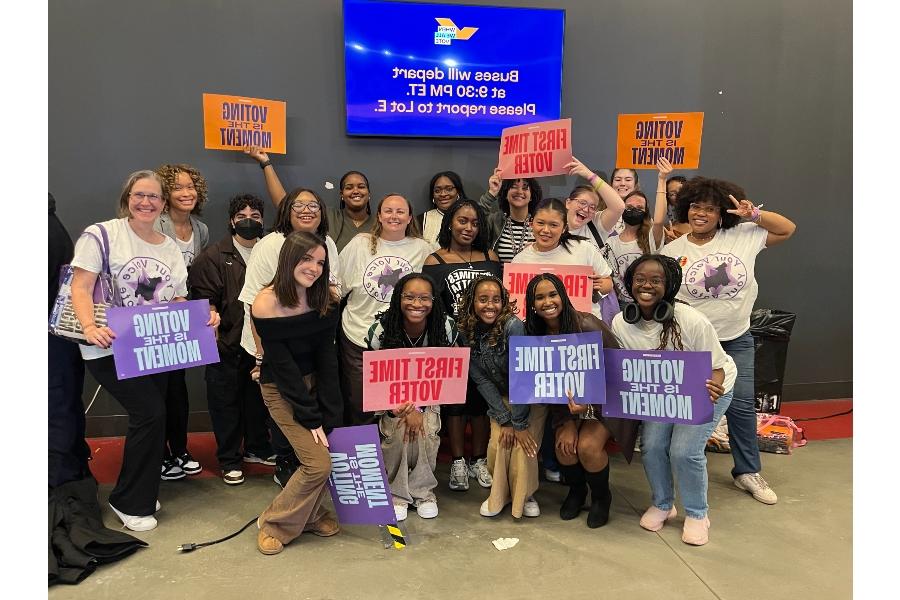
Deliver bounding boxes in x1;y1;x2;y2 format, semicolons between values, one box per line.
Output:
371;273;450;350
524;273;583;335
622;255;686;351
457;274;517;349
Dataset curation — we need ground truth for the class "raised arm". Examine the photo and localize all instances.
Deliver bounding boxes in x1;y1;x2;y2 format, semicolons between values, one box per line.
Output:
564;157;624;232
726;195;797;247
651;158;672;248
244;145;288;208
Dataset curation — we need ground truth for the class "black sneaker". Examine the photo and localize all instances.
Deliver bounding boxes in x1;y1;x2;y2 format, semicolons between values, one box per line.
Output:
274;456;298;488
161;457;186;481
177;452;202;475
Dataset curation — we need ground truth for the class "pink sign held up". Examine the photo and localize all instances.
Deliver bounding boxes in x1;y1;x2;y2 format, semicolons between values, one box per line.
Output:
362;347;471;412
503;263;595;315
498;118;573;179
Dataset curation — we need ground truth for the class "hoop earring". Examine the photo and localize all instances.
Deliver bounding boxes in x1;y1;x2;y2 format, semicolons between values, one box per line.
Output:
652;301;675;323
622;302;641;324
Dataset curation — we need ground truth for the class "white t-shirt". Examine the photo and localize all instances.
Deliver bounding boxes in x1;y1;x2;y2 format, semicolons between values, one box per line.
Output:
238;231;341;355
570;208;618;253
611;303;737;393
232;237;253;264
511;239;613;320
70;218;188;360
420;208;444;246
661;223;767;341
175;233;195;268
338;233;433;347
607;230;662;301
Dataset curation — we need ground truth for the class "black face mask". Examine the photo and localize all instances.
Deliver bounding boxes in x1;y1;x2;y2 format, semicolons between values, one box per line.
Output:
622;207;647;226
234;218;263;240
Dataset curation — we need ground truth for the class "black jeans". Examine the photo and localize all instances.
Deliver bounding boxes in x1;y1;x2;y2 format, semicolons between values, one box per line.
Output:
86;356;168;516
48;334;91;488
205;347;274;470
164;369;189;458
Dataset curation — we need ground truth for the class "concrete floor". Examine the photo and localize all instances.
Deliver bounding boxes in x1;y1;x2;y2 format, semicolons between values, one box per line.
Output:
49;438;852;600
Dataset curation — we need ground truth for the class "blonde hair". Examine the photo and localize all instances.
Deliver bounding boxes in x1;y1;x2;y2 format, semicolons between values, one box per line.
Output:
368;193;421;255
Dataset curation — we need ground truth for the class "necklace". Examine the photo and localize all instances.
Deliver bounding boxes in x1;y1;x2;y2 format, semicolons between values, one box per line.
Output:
404;330;425;347
500;215;532;257
689;230;716;241
448;247;475;267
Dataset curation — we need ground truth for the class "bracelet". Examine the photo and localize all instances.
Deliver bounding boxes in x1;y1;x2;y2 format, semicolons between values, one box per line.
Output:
588;174;598;184
750;206;762;222
259;160;272;170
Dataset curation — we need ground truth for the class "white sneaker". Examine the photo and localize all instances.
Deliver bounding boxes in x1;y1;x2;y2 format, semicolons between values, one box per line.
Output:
468;458;493;488
734;473;778;505
544;468;561;483
448;458;469;491
393;502;408;522
479;499;503;517
416;500;439;519
109;502;158;531
155;500;161;513
223;470;245;485
523;496;541;517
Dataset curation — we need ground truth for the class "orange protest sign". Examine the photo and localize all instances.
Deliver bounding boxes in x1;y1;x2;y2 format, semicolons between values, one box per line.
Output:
202;93;287;154
498;118;573;179
615;112;704;170
503;263;594;315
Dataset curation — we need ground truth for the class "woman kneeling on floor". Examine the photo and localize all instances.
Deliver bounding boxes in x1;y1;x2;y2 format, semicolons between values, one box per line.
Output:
251;231;343;555
523;273;638;528
610;255;735;546
366;273;457;522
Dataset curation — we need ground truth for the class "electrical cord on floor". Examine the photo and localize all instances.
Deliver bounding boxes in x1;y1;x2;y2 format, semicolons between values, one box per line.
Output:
791;408;853;422
177;516;259;553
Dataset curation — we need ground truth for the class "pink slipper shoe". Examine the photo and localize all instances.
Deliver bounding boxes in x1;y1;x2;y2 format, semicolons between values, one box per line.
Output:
639;506;677;532
682;515;711;546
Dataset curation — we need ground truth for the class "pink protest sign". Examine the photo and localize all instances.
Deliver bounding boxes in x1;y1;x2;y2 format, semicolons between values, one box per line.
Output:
498;118;573;178
362;347;470;412
503;263;594;315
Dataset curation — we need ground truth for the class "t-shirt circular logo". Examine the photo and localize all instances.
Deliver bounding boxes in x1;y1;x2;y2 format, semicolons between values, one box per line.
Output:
616;252;641;277
117;256;177;306
683;253;748;299
364;255;413;302
445;267;493;317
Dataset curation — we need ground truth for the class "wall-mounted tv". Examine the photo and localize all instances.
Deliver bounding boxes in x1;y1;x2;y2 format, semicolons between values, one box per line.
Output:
343;0;565;138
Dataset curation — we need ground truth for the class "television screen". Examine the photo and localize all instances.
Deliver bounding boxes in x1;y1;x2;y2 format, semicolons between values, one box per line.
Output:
343;0;565;138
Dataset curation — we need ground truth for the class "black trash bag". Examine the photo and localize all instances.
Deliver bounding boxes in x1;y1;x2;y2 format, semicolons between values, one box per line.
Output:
749;309;797;414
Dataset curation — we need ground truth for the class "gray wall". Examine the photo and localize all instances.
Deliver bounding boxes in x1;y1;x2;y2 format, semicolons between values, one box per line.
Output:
49;0;851;433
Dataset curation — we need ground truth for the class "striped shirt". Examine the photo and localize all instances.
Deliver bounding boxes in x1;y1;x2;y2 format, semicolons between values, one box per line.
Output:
493;217;534;263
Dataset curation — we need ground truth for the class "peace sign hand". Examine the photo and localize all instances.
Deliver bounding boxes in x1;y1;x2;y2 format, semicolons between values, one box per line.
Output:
726;194;755;220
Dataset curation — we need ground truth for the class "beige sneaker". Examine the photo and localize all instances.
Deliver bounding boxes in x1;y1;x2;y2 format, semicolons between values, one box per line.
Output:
682;515;710;546
639;506;677;532
734;473;778;504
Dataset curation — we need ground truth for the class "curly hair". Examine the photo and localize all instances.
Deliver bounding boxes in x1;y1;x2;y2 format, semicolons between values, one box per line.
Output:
371;273;450;349
499;178;542;217
435;199;491;253
272;188;329;238
457;275;517;350
156;163;208;216
368;194;421;255
622;255;686;351
674;176;745;230
523;273;583;335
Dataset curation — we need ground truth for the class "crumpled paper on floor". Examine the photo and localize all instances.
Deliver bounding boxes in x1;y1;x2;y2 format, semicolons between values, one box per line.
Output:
492;537;519;551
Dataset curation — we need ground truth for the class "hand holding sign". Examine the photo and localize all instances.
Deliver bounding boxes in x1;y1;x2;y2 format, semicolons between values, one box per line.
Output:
706;378;725;403
243;145;270;165
566;389;589;415
488;167;503;196
656;157;674;178
84;323;116;349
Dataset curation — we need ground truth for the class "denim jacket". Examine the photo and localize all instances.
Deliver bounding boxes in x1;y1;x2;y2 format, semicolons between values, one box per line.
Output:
460;317;530;430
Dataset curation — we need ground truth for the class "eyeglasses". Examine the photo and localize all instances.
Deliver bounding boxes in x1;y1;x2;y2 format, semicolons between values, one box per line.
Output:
666;191;678;199
173;184;195;192
433;185;456;195
633;276;665;286
688;203;720;215
400;294;434;304
569;198;597;213
291;202;321;214
130;192;163;202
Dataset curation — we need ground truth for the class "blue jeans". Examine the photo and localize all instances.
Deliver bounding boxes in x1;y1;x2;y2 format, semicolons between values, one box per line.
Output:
640;390;733;519
720;331;761;477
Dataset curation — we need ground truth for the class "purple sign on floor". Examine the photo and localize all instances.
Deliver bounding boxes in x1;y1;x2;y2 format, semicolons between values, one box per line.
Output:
508;332;607;405
602;349;714;425
326;425;396;526
107;300;220;380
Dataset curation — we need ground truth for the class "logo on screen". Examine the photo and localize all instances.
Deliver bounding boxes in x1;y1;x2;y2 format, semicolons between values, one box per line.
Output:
434;18;477;45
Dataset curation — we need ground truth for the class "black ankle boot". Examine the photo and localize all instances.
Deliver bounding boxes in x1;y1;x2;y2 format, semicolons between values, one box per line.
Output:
558;463;587;520
585;464;612;528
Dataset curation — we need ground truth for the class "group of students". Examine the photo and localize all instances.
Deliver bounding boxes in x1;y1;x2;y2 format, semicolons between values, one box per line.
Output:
58;146;796;554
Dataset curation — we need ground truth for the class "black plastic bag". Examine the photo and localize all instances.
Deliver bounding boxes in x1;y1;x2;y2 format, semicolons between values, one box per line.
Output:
749;309;797;413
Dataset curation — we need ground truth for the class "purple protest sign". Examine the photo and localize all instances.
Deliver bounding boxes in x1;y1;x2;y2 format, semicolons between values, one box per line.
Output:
508;332;607;405
325;425;396;526
106;299;220;380
602;349;714;425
